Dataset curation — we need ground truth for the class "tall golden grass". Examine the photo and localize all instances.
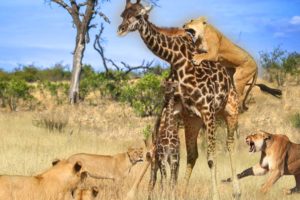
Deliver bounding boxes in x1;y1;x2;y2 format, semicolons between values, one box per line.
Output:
0;83;299;200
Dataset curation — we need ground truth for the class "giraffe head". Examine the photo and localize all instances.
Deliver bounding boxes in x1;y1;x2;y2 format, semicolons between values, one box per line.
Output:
118;0;152;36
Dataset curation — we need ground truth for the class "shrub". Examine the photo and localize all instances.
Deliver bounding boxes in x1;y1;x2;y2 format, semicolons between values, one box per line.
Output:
142;124;152;140
120;72;167;117
33;108;69;132
38;81;69;105
3;79;33;111
291;113;300;129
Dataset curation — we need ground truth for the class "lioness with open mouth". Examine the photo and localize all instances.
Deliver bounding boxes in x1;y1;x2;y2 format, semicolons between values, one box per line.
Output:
223;130;300;194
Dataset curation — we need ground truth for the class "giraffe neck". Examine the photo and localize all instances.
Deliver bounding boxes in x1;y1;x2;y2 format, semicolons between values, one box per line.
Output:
137;18;197;86
158;95;178;139
138;18;195;66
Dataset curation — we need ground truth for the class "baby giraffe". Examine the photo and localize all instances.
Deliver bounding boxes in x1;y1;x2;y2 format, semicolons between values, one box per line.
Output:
148;80;181;199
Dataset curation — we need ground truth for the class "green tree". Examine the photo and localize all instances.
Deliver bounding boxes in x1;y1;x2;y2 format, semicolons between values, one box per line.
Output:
283;52;300;84
4;79;33;111
121;72;168;117
259;46;286;86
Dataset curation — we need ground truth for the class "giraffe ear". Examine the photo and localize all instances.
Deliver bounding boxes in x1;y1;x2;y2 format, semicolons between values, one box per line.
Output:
140;5;153;15
126;0;132;8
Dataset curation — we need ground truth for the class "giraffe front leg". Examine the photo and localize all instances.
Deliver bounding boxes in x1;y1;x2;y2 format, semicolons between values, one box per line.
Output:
202;111;220;200
170;154;180;200
158;155;168;199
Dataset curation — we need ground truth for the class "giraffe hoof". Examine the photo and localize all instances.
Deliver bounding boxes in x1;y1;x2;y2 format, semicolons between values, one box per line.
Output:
221;178;232;183
208;160;214;169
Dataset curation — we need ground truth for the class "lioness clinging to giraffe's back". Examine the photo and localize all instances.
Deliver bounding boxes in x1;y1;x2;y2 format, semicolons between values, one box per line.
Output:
183;16;282;111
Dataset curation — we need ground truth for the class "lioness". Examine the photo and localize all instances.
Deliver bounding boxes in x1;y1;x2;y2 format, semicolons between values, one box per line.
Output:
183;17;258;111
223;131;300;194
67;147;144;181
72;186;99;200
0;159;84;200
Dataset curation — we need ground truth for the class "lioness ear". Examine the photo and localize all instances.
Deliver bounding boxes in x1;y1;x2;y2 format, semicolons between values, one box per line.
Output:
52;159;60;166
262;131;271;140
92;186;99;197
74;161;82;173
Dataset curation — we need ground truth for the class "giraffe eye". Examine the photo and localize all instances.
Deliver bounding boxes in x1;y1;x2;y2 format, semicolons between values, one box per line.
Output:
136;15;142;19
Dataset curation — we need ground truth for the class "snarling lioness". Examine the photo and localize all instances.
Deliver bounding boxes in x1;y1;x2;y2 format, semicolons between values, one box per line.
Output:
0;159;85;200
223;131;300;194
67;148;144;181
183;17;281;111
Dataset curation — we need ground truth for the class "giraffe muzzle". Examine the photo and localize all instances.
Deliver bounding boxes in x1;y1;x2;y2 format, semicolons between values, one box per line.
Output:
117;24;128;36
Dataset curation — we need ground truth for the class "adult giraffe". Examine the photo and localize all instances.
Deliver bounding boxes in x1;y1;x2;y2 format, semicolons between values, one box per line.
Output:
118;1;241;199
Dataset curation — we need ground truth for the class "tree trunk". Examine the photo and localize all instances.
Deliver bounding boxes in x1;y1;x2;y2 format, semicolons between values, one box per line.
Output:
69;34;86;104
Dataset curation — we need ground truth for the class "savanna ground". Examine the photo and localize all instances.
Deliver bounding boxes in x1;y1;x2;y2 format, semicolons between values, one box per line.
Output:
0;81;300;200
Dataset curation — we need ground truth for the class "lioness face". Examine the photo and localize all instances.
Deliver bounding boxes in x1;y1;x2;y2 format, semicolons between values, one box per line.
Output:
183;17;207;39
246;131;271;153
128;147;144;164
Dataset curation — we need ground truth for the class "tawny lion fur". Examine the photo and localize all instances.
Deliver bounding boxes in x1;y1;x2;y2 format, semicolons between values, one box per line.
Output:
183;16;258;110
67;148;144;182
223;130;300;194
72;186;99;200
0;159;84;200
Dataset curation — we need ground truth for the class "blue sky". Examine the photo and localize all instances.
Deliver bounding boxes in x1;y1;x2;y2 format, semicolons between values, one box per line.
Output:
0;0;299;71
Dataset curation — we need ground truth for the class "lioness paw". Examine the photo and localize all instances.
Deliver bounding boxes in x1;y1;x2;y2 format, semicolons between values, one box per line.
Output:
192;55;204;65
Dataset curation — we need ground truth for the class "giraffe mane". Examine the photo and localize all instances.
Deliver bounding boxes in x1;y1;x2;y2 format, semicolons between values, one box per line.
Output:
150;22;190;37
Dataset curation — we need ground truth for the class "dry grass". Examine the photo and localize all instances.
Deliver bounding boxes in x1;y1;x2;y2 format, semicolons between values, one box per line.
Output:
0;83;300;200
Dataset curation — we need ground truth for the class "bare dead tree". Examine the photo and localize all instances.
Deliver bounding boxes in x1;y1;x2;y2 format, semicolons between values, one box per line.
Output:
93;23;154;76
47;0;109;104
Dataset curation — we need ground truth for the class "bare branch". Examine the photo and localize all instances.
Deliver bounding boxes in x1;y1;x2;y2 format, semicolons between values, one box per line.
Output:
93;23;109;73
78;2;88;7
99;12;111;24
121;60;154;74
93;22;154;75
106;59;120;71
51;0;73;15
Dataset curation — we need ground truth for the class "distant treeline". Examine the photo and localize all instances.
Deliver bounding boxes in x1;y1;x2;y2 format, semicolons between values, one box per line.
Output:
0;63;71;82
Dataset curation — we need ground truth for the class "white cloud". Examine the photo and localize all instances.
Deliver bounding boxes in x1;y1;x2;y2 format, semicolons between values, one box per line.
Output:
290;16;300;25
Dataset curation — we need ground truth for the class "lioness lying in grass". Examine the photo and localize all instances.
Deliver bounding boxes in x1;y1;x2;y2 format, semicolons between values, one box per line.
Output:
0;159;85;200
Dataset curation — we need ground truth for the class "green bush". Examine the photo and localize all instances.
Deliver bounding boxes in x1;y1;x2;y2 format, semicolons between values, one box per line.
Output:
2;79;33;111
79;69;129;101
121;72;168;117
291;113;300;129
38;81;69;105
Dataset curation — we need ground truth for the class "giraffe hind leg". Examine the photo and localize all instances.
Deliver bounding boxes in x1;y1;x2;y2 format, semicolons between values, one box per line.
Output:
182;114;201;189
223;90;241;200
202;110;220;200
